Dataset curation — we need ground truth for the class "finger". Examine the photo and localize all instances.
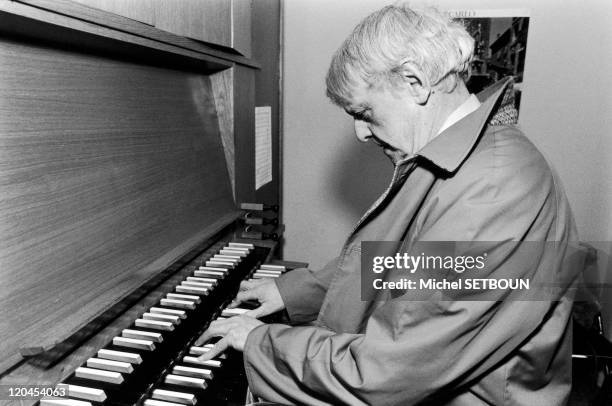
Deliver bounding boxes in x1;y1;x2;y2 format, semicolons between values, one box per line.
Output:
226;299;242;309
194;331;210;347
194;319;230;346
238;279;256;291
245;303;271;319
232;289;259;306
242;278;267;289
197;337;229;361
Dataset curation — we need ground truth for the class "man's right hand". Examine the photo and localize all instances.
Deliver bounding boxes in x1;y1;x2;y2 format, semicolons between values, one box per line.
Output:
228;278;285;319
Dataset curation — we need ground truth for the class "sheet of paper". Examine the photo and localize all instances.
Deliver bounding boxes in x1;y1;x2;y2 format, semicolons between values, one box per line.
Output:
255;106;272;190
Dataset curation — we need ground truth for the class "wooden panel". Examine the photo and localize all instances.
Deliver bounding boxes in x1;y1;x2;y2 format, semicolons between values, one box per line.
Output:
232;0;252;58
69;0;155;25
5;0;258;69
252;0;281;208
0;37;236;366
0;1;233;73
233;65;256;204
154;0;231;48
210;68;235;197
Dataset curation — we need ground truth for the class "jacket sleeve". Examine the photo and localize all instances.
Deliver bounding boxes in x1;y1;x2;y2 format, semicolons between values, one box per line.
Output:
274;257;339;324
244;130;579;405
244;296;574;405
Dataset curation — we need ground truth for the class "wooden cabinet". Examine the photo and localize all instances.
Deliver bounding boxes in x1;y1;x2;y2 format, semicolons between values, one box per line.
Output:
231;0;253;58
0;0;279;374
68;0;253;57
154;0;252;58
69;0;155;25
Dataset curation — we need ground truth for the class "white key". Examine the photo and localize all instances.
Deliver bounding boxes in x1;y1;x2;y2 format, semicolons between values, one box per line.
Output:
221;307;250;317
220;249;247;257
260;264;286;271
143;312;181;325
181;280;216;289
212;255;240;262
223;244;250;249
219;248;249;258
86;358;133;374
150;307;187;319
41;400;92;406
173;365;214;379
255;269;283;275
214;252;241;258
181;281;214;288
252;272;280;279
202;359;221;368
253;271;281;277
113;336;155;351
187;277;217;284
98;349;142;364
205;260;234;267
209;258;236;264
160;298;196;310
205;261;234;268
165;374;207;389
255;269;282;277
189;346;210;354
67;385;107;402
214;254;242;260
198;266;229;273
75;367;123;384
144;399;185;406
188;346;226;359
194;270;224;278
122;328;163;343
166;293;200;303
152;389;196;405
176;286;209;295
183;356;222;369
135;318;174;331
228;242;254;249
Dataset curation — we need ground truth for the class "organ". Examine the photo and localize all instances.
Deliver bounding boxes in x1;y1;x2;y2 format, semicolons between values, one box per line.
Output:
0;1;288;404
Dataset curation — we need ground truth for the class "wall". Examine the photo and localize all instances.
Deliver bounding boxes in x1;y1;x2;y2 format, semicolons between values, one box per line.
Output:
282;0;612;270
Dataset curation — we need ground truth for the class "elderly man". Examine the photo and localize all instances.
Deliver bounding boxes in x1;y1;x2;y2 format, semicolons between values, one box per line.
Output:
196;4;578;405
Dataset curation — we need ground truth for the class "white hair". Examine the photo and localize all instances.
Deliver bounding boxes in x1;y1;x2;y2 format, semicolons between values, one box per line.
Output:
326;4;474;106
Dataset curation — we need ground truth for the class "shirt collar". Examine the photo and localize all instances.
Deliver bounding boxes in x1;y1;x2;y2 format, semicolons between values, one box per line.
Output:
413;78;514;174
436;94;481;135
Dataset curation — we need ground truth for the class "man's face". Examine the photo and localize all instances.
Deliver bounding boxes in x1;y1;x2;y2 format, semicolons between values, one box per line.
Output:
344;82;422;163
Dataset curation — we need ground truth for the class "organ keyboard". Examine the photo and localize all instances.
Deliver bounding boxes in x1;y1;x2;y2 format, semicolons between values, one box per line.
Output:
23;241;292;406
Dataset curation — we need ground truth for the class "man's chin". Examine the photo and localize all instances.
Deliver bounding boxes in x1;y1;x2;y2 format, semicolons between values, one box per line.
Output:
383;148;406;164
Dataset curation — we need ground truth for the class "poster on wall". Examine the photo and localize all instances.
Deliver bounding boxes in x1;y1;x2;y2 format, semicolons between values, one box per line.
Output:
446;9;530;119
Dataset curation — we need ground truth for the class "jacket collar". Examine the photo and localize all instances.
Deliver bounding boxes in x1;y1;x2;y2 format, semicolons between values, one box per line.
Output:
413;78;514;174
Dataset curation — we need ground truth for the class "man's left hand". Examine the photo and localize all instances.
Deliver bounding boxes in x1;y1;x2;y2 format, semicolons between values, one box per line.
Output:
194;315;264;361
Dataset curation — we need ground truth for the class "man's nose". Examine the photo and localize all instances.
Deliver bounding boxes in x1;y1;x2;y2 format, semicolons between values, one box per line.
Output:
354;120;371;142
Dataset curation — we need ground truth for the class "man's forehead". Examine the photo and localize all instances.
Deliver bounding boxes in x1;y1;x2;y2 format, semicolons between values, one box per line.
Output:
343;87;371;112
343;81;387;111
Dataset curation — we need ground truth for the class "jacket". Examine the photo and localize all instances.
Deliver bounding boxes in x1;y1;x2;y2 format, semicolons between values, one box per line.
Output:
244;79;579;405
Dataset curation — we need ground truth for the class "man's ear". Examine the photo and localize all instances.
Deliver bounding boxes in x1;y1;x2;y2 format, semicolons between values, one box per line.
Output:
396;60;431;105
